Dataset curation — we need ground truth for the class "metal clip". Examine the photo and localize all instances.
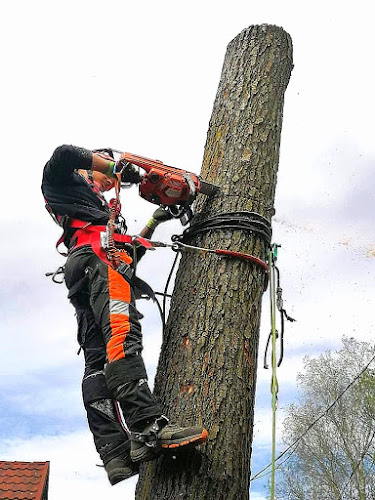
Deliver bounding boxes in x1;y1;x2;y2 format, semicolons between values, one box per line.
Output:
100;230;110;249
276;286;283;311
45;266;65;284
117;262;134;281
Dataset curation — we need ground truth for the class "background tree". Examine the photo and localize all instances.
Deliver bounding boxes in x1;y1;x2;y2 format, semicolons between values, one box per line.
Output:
136;24;293;500
279;338;375;500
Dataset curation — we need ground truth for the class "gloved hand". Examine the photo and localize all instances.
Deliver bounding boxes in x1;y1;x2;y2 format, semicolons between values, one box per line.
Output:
152;207;174;223
115;160;142;184
146;207;173;231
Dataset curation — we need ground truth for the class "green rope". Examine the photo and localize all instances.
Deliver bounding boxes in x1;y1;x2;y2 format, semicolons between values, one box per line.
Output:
269;244;279;500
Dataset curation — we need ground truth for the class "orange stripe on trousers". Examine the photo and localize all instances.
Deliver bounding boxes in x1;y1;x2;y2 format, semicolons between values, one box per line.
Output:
107;266;131;362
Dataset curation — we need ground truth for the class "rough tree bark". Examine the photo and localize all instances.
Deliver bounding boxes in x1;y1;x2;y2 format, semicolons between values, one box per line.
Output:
136;24;293;500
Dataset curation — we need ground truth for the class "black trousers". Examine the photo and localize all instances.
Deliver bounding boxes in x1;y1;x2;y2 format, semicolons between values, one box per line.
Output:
64;247;162;464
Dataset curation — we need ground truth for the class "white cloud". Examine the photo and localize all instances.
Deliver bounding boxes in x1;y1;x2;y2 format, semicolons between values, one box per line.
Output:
1;0;375;495
1;431;137;499
249;492;268;500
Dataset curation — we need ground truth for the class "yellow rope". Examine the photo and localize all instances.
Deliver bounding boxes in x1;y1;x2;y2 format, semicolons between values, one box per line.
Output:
269;246;279;500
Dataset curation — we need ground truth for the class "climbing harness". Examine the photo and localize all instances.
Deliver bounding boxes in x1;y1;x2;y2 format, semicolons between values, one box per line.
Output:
45;173;155;301
263;244;295;500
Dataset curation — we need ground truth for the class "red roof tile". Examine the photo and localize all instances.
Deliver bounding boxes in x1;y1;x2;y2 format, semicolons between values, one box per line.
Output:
0;462;49;500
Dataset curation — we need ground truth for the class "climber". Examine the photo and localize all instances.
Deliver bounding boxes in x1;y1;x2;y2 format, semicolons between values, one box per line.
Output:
42;145;208;485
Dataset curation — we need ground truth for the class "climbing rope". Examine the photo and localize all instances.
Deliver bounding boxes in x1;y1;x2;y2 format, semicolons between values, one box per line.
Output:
269;244;279;500
262;244;295;500
176;211;272;247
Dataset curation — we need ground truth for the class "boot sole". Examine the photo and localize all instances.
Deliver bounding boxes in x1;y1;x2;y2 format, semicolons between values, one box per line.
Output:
130;429;209;462
130;446;161;463
161;428;208;449
109;466;139;485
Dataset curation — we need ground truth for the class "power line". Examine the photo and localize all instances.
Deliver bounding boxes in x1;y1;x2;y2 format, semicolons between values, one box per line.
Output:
251;446;298;482
250;351;375;482
339;428;375;498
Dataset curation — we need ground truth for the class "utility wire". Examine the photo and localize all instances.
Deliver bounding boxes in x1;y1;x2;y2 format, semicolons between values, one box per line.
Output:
250;351;375;482
339;428;375;498
253;446;298;482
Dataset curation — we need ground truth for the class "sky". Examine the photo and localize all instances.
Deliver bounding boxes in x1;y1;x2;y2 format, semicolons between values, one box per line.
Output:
1;0;374;499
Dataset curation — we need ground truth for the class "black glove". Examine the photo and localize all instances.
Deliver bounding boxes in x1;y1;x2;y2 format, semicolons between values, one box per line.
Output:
145;207;173;231
152;207;174;223
118;161;142;184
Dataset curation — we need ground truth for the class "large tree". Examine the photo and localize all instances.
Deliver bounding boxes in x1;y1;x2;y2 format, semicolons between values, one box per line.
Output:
136;24;293;499
279;338;375;500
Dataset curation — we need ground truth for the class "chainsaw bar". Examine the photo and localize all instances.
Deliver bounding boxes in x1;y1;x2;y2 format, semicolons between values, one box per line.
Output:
199;179;220;197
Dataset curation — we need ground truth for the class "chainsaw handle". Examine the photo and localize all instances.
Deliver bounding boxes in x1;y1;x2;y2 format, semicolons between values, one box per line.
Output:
121;152;164;172
109;149;164;172
167;206;185;218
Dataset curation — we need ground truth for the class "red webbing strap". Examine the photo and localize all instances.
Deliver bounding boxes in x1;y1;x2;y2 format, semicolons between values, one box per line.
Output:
133;236;154;249
215;249;269;272
173;241;269;290
55;220;105;257
55;218;133;260
55;215;152;266
68;219;96;229
72;225;133;266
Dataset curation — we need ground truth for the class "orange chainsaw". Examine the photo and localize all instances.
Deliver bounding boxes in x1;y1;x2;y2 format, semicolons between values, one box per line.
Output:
97;148;219;223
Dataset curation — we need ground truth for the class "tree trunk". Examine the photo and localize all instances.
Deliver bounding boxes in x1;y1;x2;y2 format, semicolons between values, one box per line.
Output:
136;24;293;500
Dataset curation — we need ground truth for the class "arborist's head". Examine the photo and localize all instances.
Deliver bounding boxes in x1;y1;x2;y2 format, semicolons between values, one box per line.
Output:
78;170;116;192
93;171;116;192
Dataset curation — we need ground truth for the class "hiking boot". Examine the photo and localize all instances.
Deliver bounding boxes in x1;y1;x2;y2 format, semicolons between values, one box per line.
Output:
105;457;139;485
158;422;208;449
130;415;208;463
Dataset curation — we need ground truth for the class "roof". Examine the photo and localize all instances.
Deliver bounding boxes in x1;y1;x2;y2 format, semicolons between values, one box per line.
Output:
0;462;49;500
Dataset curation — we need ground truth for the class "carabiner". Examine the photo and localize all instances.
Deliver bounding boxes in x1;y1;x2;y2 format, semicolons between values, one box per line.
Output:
45;265;65;284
